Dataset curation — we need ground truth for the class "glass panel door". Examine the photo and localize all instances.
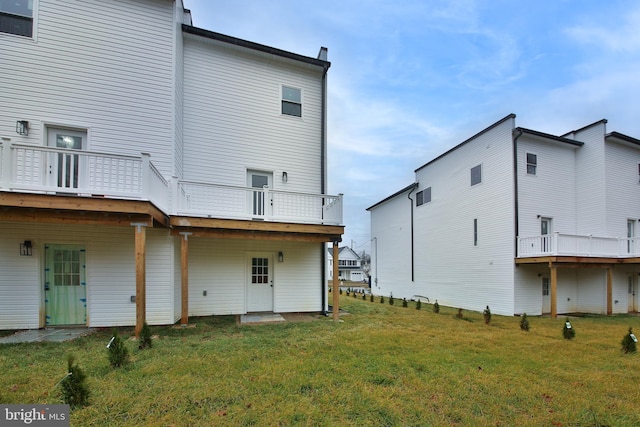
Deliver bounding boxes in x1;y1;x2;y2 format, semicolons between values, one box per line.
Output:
47;128;86;191
247;171;272;219
45;244;87;325
628;220;635;254
247;254;274;312
541;218;551;253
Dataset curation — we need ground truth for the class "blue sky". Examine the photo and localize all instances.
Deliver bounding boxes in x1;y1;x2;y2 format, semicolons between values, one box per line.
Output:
183;0;640;253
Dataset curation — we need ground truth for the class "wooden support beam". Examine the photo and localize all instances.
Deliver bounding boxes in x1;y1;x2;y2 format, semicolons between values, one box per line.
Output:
180;232;192;326
332;241;339;321
550;263;558;318
170;216;344;236
133;222;147;337
171;228;340;243
606;267;613;315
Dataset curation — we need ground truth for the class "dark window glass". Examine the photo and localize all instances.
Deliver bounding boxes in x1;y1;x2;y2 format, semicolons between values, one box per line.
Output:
473;218;478;246
416;187;432;206
1;0;33;37
471;165;482;186
282;86;301;117
526;153;537;175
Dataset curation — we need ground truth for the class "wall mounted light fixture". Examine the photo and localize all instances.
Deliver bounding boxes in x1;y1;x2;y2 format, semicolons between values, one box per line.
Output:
282;172;288;183
16;120;29;136
278;251;284;262
20;240;32;256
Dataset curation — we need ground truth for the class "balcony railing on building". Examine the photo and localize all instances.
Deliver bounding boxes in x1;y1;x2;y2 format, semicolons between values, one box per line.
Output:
0;142;343;226
517;232;639;258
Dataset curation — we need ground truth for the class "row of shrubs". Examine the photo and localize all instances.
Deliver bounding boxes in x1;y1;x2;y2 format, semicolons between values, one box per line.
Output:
336;288;638;354
60;322;153;409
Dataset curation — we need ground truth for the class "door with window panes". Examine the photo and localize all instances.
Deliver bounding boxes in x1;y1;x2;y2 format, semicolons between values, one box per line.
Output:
47;128;86;192
247;254;274;312
44;244;87;325
542;277;550;314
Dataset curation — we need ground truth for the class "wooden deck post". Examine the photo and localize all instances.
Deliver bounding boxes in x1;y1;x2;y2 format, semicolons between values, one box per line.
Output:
132;222;148;338
332;241;339;321
550;263;558;318
606;267;613;315
180;232;192;326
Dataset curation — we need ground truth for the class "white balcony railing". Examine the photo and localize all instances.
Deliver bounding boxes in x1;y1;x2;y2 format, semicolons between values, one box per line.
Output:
0;142;169;212
517;232;639;258
175;180;343;225
0;142;343;226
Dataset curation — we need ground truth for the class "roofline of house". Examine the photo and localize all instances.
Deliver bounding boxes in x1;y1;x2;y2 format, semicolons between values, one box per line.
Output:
560;119;608;138
414;113;516;173
182;24;331;70
606;131;640;147
515;127;584;147
366;183;418;211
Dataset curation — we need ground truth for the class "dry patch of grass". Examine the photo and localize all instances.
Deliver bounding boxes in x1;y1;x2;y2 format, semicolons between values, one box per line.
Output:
1;297;639;426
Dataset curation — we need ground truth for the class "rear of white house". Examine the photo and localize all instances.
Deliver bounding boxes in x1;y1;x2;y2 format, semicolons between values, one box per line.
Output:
0;0;343;332
368;114;640;316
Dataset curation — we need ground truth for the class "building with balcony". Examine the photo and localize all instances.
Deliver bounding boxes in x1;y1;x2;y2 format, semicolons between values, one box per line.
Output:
327;246;365;283
0;0;343;333
368;114;639;316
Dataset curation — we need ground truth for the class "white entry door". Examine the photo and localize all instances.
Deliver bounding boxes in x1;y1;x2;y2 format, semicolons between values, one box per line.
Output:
629;275;637;312
247;254;274;312
542;277;550;314
541;218;552;253
47;128;86;191
247;171;272;219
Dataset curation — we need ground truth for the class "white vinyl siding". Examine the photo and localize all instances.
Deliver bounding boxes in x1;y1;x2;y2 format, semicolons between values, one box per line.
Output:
604;140;640;238
0;0;176;177
182;35;324;194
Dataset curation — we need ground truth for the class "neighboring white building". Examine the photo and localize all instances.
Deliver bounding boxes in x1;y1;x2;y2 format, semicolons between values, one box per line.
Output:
368;114;640;316
327;246;365;282
0;0;343;332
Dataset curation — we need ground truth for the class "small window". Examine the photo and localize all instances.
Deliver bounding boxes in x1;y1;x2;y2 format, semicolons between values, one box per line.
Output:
470;164;482;186
473;218;478;246
542;278;549;296
416;187;431;206
1;0;33;37
282;86;301;117
638;163;640;182
526;153;537;175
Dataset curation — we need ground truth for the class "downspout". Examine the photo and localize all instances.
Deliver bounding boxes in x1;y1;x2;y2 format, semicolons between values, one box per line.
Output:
512;129;523;257
407;185;417;282
319;50;330;314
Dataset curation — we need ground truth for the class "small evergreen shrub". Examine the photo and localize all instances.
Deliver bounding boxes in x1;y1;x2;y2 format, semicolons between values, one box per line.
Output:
483;306;491;325
520;313;530;331
416;300;421;310
108;330;129;368
402;298;408;308
456;308;463;319
433;300;440;314
139;321;153;350
389;294;394;305
353;289;358;298
60;355;90;409
339;288;342;295
621;327;637;354
380;295;384;304
362;293;366;300
562;318;575;340
370;294;374;302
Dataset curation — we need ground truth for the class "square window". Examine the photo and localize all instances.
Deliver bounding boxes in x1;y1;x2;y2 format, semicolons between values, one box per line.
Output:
282;86;301;117
526;153;537;175
1;0;33;37
416;187;431;207
470;164;482;186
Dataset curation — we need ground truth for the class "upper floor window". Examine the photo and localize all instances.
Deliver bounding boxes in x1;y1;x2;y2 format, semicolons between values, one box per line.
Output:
638;163;640;182
526;153;537;175
338;260;358;267
416;187;431;206
470;164;482;186
1;0;33;37
282;86;301;117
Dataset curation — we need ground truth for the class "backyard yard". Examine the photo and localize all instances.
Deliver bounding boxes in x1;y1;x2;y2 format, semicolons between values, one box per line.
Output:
1;295;639;426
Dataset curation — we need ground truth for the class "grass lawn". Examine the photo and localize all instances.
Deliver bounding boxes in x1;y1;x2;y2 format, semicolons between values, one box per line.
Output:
1;296;639;426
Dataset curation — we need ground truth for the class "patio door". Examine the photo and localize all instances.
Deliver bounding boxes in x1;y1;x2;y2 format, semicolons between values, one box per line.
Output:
247;254;274;312
542;277;550;314
47;128;86;191
629;275;637;312
247;171;272;219
44;244;87;326
628;220;636;254
541;218;552;253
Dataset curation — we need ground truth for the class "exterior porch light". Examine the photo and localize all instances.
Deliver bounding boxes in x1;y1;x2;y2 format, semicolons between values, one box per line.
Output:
278;251;284;262
20;240;32;256
282;171;288;183
16;120;29;136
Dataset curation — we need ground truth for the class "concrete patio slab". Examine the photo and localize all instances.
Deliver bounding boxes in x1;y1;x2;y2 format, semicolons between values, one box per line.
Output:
240;313;286;324
0;328;95;344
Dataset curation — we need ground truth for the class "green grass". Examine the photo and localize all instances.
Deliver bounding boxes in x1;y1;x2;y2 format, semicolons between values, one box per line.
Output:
1;296;639;426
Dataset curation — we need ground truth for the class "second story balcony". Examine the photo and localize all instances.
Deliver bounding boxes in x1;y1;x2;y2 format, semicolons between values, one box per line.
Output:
0;142;344;227
517;232;639;259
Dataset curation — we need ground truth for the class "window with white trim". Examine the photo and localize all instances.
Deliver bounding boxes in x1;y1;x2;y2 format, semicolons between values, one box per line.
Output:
542;277;550;296
473;218;478;246
1;0;33;37
526;153;537;175
470;164;482;186
282;86;301;117
416;187;431;206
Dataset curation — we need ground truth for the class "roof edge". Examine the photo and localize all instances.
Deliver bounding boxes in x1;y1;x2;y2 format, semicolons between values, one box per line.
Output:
415;113;516;173
606;131;640;147
366;183;418;211
560;119;607;138
182;24;331;69
516;128;584;147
